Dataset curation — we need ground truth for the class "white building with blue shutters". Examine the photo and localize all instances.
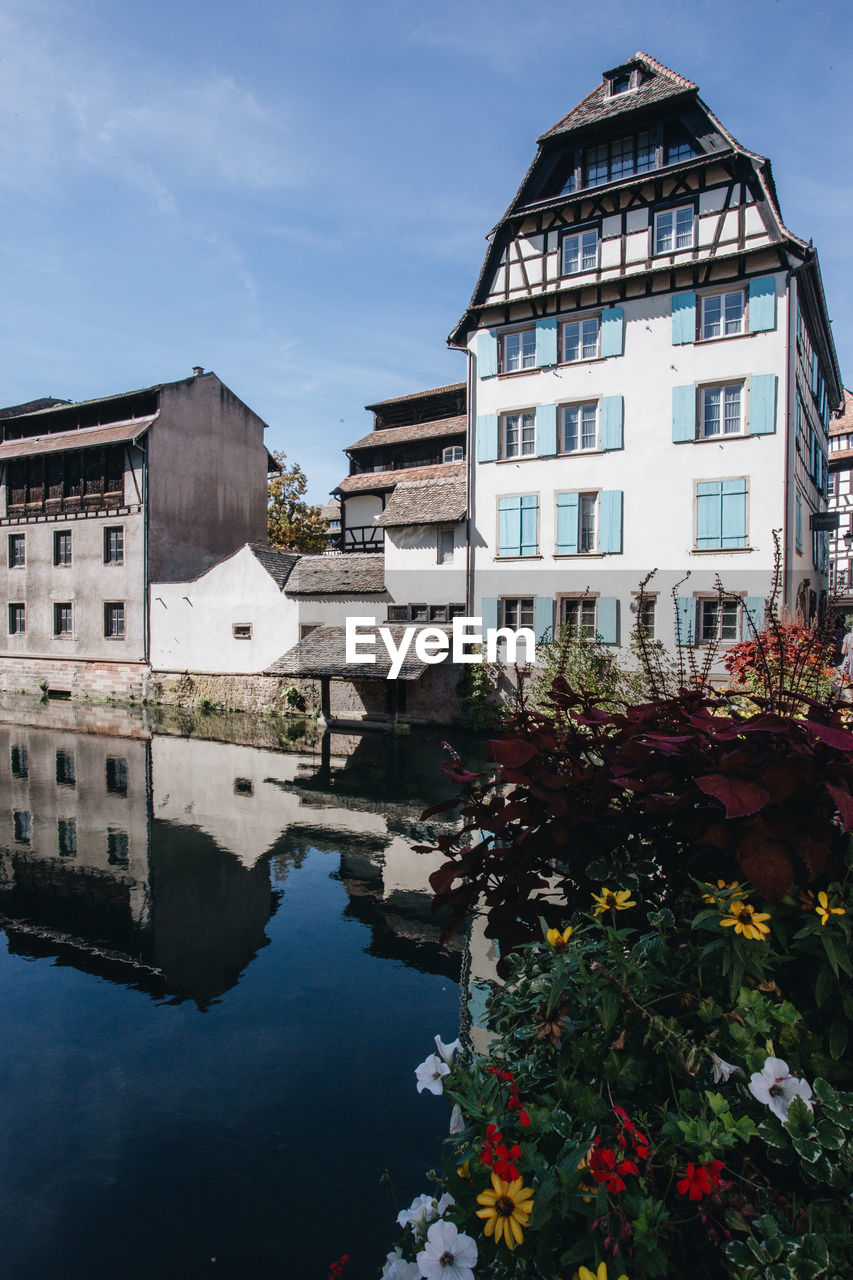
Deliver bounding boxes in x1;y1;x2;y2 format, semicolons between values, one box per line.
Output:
450;52;844;659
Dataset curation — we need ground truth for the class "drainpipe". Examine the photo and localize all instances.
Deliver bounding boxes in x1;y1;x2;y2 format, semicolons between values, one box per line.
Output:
465;340;475;616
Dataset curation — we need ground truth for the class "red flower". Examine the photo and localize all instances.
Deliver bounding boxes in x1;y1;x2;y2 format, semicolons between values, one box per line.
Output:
676;1161;724;1201
328;1255;349;1279
588;1144;639;1195
493;1142;522;1181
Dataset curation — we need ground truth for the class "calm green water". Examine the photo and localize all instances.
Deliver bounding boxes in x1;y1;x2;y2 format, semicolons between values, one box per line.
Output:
0;704;478;1279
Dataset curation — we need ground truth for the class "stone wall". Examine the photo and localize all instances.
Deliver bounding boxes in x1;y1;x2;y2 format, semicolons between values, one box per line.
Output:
147;671;322;716
0;657;147;702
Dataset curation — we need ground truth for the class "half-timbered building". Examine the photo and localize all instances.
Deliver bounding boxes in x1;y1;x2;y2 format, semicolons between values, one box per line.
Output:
451;52;844;654
828;390;853;611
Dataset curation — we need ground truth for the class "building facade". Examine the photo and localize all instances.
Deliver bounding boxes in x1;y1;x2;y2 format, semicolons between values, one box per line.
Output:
828;391;853;612
450;53;843;655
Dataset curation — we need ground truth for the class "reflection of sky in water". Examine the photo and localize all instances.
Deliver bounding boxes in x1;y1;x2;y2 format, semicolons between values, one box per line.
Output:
0;712;476;1280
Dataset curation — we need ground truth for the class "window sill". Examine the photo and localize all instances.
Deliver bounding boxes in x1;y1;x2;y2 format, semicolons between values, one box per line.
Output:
553;552;606;559
557;355;607;370
496;455;539;464
497;368;539;380
691;432;749;444
690;546;753;555
494;554;543;561
694;332;753;346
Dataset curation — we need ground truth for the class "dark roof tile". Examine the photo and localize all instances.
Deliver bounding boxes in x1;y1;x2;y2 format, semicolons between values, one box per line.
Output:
346;415;466;452
375;478;467;527
285;553;386;595
336;461;466;495
267;624;434;680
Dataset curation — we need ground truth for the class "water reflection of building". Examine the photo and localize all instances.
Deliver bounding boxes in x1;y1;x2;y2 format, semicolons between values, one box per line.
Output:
0;706;466;1007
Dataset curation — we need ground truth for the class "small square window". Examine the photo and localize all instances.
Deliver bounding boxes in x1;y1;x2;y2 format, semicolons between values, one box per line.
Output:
53;530;72;566
448;603;466;620
107;828;129;866
104;602;125;639
232;623;253;639
442;445;464;463
386;606;408;622
57;817;77;858
106;757;128;795
501;412;535;459
562;230;599;276
429;604;449;622
700;599;740;643
700;291;745;340
500;328;536;373
561;317;600;363
8;534;25;567
410;603;428;622
104;527;124;564
654;205;694;254
560;597;596;638
501;598;534;629
233;778;254;797
8;603;25;635
13;811;31;845
54;603;73;636
299;623;317;639
56;750;76;787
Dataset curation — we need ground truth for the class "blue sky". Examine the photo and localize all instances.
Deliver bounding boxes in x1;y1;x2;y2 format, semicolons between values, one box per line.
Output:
1;0;851;501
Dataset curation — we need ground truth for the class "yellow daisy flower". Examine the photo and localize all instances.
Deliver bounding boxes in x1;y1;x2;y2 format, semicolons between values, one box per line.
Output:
816;891;846;927
546;925;573;949
475;1173;534;1251
591;888;636;915
719;899;771;941
571;1263;629;1280
701;879;747;904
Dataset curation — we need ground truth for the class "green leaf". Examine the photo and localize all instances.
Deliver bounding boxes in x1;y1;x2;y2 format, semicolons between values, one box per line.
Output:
829;1018;848;1060
815;1120;844;1150
792;1135;821;1162
757;1117;788;1149
599;987;619;1031
812;1076;835;1105
814;963;835;1008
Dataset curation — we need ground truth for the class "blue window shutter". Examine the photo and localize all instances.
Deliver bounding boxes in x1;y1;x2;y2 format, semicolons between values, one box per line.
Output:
478;330;498;378
597;597;618;645
671;291;696;344
533;596;555;643
696;481;722;549
748;276;776;332
535;318;558;368
749;374;777;435
599;490;623;554
675;597;695;646
672;385;696;442
600;396;624;451
742;597;765;638
795;493;803;552
481;598;499;634
476;413;499;463
811;353;819;395
556;492;579;554
601;306;624;358
520;495;538;556
536;403;557;457
498;496;521;555
721;478;747;547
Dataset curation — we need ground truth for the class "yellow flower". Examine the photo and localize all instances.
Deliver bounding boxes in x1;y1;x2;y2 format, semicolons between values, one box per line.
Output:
719;899;771;941
591;888;636;915
816;891;846;927
456;1159;471;1180
475;1173;534;1250
546;925;573;949
701;879;747;904
571;1263;629;1280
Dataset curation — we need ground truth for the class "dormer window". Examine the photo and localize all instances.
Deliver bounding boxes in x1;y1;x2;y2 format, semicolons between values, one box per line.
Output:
609;71;632;95
605;65;643;96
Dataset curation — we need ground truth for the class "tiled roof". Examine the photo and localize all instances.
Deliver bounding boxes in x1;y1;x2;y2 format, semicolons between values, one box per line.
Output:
267;624;433;680
0;416;158;459
346;415;466;452
539;52;697;141
285;553;386;595
248;544;300;589
375;478;467;527
830;389;853;436
335;461;466;495
319;501;341;520
364;382;465;411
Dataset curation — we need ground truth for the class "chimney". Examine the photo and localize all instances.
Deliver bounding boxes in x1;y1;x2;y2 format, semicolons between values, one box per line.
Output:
192;366;204;377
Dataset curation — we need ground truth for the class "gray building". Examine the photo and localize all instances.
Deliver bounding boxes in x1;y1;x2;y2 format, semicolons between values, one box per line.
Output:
0;369;274;697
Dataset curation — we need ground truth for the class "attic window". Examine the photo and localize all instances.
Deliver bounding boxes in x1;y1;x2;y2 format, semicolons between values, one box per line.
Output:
233;624;252;639
606;67;642;96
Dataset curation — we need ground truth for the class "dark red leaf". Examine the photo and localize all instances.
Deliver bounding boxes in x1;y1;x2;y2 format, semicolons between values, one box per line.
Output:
805;722;853;753
695;774;770;818
825;782;853;829
488;739;538;768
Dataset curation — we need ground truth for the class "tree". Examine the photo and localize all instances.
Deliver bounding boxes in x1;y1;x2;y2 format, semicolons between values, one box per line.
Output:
267;451;329;553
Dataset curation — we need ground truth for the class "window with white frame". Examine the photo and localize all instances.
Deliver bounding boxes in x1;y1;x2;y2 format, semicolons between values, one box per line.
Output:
561;316;600;363
104;602;125;639
436;528;454;564
700;290;745;340
560;403;598;453
8;603;25;635
583;131;656;186
556;492;597;554
562;229;599;276
700;385;744;438
501;411;535;458
654;205;694;254
8;534;24;568
53;602;72;636
560;597;596;637
501;598;534;629
699;598;740;643
442;445;464;462
637;597;656;638
500;328;536;373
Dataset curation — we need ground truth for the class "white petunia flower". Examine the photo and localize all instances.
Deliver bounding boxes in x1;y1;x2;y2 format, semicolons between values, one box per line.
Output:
434;1034;462;1066
381;1246;420;1280
396;1193;440;1240
436;1191;455;1216
416;1053;450;1096
417;1219;478;1280
748;1056;813;1123
449;1104;465;1135
709;1052;743;1084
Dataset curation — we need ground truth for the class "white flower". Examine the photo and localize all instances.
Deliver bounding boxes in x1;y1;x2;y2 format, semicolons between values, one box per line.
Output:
748;1056;814;1123
436;1191;455;1216
416;1053;450;1096
417;1219;478;1280
396;1192;440;1240
434;1034;461;1066
709;1052;743;1084
449;1104;465;1135
380;1246;420;1280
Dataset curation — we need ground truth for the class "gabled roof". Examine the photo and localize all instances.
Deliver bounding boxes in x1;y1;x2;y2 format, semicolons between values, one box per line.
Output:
248;544;300;589
539;52;697;141
364;382;465;411
285;553;386;595
0;416;157;459
346;415;466;452
375;478;467;528
267;624;432;681
335;461;466;496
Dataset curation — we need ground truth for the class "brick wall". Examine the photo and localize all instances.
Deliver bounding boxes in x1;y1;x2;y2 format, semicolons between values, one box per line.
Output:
0;657;147;701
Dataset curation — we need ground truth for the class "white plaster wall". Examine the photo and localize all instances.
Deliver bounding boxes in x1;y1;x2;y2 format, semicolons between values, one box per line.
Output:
383;524;467;608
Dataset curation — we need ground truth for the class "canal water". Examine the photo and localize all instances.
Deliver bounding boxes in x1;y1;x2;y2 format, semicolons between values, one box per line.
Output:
0;700;485;1280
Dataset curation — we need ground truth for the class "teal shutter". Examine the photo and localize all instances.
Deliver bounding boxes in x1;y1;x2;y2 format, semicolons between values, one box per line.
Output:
671;291;696;344
556;492;579;554
672;385;696;442
675;597;695;646
742;597;765;639
597;597;618;645
533;596;555;643
811;353;819;395
476;413;499;463
536;403;557;457
696;481;722;549
600;396;624;451
599;490;623;554
520;495;538;556
748;276;776;332
721;478;747;548
478;330;498;378
535;318;558;368
795;492;803;552
749;374;777;435
600;306;624;357
498;496;521;556
481;598;499;634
